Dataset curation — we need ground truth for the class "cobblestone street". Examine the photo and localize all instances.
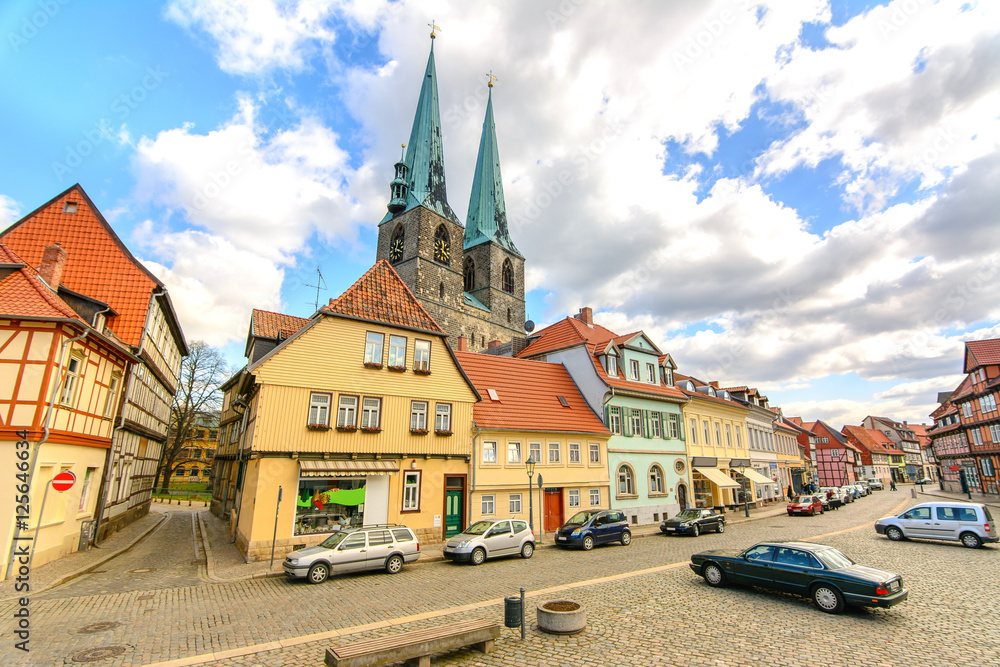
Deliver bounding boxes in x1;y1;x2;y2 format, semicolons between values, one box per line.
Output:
2;488;998;666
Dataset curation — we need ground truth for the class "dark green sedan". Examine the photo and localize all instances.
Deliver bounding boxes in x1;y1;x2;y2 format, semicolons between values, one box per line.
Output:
689;541;908;614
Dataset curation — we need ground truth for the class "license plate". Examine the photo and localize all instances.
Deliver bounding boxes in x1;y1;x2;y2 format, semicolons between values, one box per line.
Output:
889;581;900;592
665;527;675;531
557;536;566;541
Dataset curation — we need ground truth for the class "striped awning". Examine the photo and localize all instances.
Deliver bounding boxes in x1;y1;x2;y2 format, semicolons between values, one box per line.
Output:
694;467;740;489
298;460;399;477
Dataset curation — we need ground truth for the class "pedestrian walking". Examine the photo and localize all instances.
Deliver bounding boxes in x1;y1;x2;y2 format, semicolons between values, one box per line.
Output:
890;478;897;491
786;485;794;501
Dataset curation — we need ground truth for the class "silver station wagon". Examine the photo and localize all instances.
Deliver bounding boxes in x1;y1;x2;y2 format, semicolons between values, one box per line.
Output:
443;519;535;565
283;524;420;583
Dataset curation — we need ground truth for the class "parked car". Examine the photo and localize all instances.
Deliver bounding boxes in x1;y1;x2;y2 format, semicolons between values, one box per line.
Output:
915;477;933;485
283;524;420;584
875;501;996;548
819;488;844;509
866;478;884;490
660;509;725;537
787;495;824;516
852;483;869;497
443;519;535;565
555;509;631;550
689;541;908;614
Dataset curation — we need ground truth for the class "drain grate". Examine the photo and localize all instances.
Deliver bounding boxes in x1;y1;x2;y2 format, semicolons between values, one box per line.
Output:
127;568;154;573
69;646;128;662
76;622;120;634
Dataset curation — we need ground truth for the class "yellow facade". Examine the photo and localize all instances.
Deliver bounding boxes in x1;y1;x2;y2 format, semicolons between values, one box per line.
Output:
681;397;752;509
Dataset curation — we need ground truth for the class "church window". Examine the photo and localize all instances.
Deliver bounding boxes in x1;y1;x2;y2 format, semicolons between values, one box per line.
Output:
433;225;450;263
439;282;445;299
501;259;514;293
463;257;475;291
507;308;511;324
389;225;404;264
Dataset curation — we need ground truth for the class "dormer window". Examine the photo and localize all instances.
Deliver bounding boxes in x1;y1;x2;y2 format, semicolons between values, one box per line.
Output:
707;386;716;397
663;368;673;386
685;380;695;391
63;201;78;213
607;353;618;377
646;363;655;384
630;360;639;380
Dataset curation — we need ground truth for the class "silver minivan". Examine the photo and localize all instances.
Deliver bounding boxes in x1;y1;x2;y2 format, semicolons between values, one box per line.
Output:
283;524;420;583
875;502;997;548
443;519;535;565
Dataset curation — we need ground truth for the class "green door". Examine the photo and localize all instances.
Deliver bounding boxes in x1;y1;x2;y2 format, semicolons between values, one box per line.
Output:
445;490;463;537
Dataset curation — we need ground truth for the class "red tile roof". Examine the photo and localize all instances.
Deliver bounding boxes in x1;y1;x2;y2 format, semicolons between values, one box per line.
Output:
1;185;172;348
321;260;444;334
598;356;687;401
841;425;898;456
673;373;747;409
517;316;618;358
0;244;83;321
251;309;310;339
965;338;1000;372
456;352;609;434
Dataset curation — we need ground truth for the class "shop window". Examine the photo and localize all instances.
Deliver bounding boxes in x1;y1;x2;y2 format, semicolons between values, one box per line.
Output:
402;471;420;511
569;490;580;507
295;478;366;536
509;493;522;513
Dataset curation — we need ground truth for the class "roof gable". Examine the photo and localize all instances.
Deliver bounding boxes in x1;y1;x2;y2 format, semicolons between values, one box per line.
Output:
0;244;82;321
965;338;1000;372
517;315;618;358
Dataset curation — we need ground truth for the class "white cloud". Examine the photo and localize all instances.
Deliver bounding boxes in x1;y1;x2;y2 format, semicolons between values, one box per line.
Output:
0;195;21;231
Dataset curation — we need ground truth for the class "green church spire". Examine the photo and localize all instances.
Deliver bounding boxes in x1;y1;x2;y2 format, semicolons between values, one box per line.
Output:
464;80;521;257
382;34;459;224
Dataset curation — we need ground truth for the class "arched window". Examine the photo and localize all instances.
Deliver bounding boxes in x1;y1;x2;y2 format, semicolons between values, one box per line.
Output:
463;257;475;291
648;465;664;493
439;282;445;299
501;258;514;293
617;464;635;496
389;224;405;264
433;225;450;264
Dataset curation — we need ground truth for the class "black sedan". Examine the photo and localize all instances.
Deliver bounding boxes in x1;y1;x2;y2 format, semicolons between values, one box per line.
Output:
689;541;908;614
660;509;725;536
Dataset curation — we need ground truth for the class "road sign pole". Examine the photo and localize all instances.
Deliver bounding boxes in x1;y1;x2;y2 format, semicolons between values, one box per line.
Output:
269;486;282;569
27;480;53;574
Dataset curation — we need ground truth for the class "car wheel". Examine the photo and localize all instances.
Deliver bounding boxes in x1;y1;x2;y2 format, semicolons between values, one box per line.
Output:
621;531;631;546
307;563;329;584
961;532;983;549
582;535;595;551
810;507;816;516
787;511;793;516
521;542;535;559
385;554;404;574
886;526;905;541
691;525;700;537
703;563;727;587
717;521;725;533
471;547;487;565
812;585;845;614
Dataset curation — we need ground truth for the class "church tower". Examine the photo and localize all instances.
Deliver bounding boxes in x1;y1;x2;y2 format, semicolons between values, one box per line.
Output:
375;33;527;353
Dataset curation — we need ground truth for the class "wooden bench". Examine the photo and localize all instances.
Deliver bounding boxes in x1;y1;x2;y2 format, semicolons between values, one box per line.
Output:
325;618;501;667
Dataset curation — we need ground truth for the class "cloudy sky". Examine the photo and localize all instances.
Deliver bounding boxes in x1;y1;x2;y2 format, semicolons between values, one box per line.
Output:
2;0;998;429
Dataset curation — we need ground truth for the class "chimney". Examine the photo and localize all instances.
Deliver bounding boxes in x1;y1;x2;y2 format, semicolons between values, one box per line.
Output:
38;244;67;290
487;339;501;349
709;381;719;388
457;336;468;352
576;307;593;326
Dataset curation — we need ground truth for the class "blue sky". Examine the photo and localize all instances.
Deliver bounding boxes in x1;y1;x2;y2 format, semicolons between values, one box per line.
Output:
2;0;998;429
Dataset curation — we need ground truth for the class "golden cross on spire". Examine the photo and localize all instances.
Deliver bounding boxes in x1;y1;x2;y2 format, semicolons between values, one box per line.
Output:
486;71;498;88
428;20;441;39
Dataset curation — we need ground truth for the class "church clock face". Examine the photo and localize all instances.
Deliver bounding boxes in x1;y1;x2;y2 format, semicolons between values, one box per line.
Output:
389;237;404;263
433;225;450;263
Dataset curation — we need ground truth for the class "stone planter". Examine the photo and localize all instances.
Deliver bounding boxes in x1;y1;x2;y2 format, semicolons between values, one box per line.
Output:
536;600;586;634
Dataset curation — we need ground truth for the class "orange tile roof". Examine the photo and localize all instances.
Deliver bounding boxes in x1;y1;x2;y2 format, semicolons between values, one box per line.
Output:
842;425;898;456
1;185;164;348
517;316;618;358
673;372;746;408
455;352;609;434
251;309;310;339
593;350;687;401
965;338;1000;372
0;244;83;321
321;260;444;334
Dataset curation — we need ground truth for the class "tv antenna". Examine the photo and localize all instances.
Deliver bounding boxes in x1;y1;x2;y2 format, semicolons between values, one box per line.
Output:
305;267;327;312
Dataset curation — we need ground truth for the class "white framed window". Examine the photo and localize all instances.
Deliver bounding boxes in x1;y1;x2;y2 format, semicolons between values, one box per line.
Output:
508;441;522;464
714;423;722;445
483;441;497;463
971;429;984;446
361;397;381;429
607;353;618;377
962;402;973;418
509;493;522;513
103;374;120;418
980;395;997;413
630;359;640;380
435;403;451;432
569;489;580;507
982;457;995;478
990;424;1000;443
646;363;655;383
414;339;431;371
703;420;710;445
725;424;732;447
569;442;581;463
618;465;635;495
831;448;840;458
668;414;679;439
690;418;698;444
735;425;741;448
402;471;420;511
649;465;664;493
308;392;331;426
664;368;673;386
60;355;82;405
589;488;601;506
481;494;495;515
78;467;96;512
410;401;428;430
630;410;643;436
589;442;600;464
529;442;542;464
388;335;407;368
548;442;561;464
649;412;662;438
608;406;622;435
364;332;384;365
337;395;358;427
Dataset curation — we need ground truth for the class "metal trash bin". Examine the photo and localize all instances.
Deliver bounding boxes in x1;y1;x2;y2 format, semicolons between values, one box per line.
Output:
504;596;522;628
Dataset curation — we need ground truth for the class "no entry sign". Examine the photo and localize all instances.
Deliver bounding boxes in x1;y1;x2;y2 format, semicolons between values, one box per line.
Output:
52;471;76;492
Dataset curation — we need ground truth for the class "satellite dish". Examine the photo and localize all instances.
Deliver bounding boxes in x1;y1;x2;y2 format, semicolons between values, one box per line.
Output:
524;320;535;333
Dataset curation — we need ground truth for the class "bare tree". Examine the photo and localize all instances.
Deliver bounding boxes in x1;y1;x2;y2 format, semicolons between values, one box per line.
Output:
156;341;230;493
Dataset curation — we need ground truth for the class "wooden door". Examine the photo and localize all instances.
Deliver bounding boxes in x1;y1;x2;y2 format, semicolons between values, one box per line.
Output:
543;488;563;532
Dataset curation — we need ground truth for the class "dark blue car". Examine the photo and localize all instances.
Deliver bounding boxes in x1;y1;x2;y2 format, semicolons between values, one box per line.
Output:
554;510;631;550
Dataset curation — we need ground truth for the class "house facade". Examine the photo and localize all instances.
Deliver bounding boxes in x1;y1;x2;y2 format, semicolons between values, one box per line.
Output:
927;384;973;494
728;387;782;503
841;425;897;484
803;420;859;487
862;416;922;482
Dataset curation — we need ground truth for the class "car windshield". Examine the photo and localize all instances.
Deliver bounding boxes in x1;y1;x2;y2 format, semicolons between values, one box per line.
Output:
793;496;813;503
565;511;593;525
463;521;495;536
814;547;853;570
674;510;701;520
319;532;349;548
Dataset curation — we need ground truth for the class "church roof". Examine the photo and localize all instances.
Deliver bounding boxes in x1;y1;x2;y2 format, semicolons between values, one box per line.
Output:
321;259;445;335
464;87;521;257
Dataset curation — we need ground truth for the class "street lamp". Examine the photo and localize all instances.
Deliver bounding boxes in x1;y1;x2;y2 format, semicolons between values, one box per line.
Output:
739;464;750;518
525;455;536;533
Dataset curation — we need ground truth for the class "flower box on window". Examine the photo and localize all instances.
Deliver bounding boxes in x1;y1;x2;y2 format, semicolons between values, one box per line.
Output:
410;428;429;436
363;362;383;370
360;426;382;434
413;368;431;375
336;425;357;433
435;429;452;436
387;365;407;373
306;423;330;431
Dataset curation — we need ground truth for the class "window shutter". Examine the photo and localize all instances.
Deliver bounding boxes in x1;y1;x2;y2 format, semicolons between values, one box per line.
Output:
604;404;610;428
662;414;669;440
679;417;685;441
623;408;632;436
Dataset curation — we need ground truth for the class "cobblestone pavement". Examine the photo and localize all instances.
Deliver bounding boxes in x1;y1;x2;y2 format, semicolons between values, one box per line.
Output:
3;487;998;666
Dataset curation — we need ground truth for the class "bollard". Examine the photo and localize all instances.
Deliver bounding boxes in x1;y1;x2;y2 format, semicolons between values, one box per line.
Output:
911;488;917;498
